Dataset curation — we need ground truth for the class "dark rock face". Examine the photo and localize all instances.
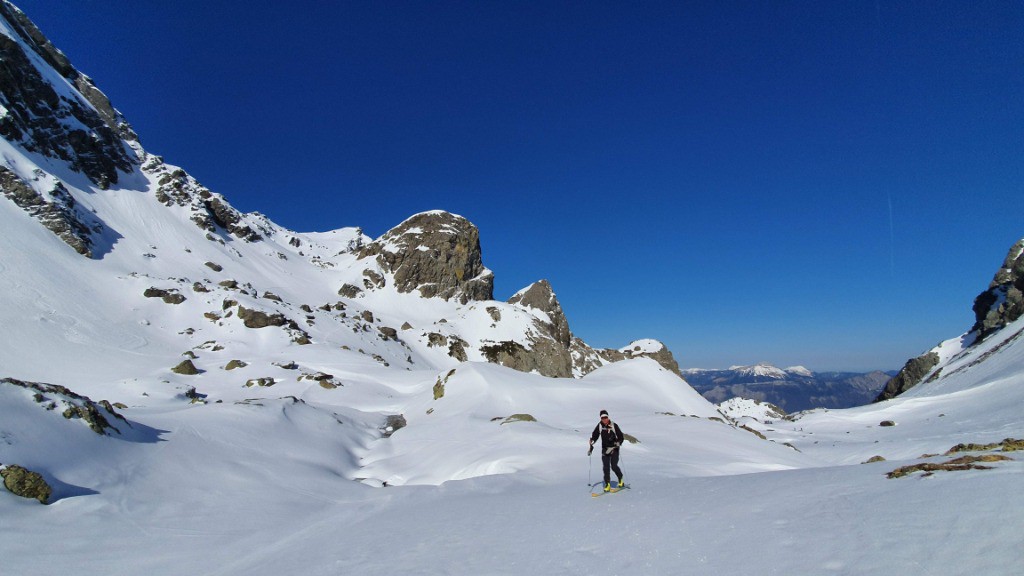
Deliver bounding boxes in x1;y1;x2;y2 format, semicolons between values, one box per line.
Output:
143;287;186;304
381;414;407;438
971;238;1024;343
0;166;106;257
874;352;940;402
357;212;494;303
0;5;136;188
237;306;290;329
481;339;572;378
1;464;52;504
172;359;201;375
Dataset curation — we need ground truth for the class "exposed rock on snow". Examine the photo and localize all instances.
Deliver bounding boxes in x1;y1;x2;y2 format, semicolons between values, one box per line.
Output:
237;306;291;329
381;414;406;437
886;454;1013;479
143;287;186;304
1;463;51;504
874;352;940;402
1;377;128;435
171;359;200;375
0;167;105;257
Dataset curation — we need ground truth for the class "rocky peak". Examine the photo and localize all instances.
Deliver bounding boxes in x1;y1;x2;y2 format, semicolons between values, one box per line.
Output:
0;2;137;188
507;279;571;347
876;235;1024;402
357;211;494;303
971;237;1024;343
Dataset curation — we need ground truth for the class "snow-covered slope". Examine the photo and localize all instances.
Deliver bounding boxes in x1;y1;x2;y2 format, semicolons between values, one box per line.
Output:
1;3;1022;574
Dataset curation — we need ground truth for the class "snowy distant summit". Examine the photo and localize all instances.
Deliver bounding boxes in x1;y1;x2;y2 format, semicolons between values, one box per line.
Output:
725;362;790;380
784;365;814;378
683;363;891;412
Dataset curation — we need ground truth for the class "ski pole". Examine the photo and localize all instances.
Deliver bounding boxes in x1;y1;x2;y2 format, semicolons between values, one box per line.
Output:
589;444;598;483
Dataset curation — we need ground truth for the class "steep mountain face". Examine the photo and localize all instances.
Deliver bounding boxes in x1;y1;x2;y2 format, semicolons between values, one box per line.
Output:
0;1;682;390
0;1;135;189
683;363;891;412
876;236;1024;402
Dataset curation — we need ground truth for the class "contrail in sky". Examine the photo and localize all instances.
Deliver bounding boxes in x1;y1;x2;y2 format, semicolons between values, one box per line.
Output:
888;193;895;276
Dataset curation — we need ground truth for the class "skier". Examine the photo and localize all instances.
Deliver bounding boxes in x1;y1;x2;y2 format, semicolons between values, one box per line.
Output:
588;409;625;492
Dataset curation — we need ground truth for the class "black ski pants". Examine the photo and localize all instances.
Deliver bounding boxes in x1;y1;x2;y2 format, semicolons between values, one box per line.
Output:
602;449;623;484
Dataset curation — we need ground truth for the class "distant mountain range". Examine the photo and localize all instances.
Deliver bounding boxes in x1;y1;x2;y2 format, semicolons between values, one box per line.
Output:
681;363;895;412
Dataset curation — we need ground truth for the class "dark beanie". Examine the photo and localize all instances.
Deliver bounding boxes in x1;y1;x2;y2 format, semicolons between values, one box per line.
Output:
600;410;609;417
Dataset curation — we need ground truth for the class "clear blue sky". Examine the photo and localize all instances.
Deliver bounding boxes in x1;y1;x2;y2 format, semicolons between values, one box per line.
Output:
19;1;1023;371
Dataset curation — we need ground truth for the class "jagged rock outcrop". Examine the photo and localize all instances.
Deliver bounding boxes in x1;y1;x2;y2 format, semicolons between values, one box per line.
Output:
2;377;129;435
501;281;685;379
971;238;1024;343
876;236;1024;402
507;280;571;347
142;156;263;242
357;211;494;304
0;2;136;188
0;166;105;256
498;280;576;378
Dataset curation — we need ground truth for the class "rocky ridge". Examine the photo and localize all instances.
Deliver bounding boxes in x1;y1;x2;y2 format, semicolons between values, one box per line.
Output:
875;236;1024;402
0;1;136;188
971;238;1024;343
0;3;686;386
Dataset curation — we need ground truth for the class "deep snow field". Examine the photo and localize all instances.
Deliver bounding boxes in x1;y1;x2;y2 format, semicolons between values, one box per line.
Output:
3;320;1023;575
1;146;1021;573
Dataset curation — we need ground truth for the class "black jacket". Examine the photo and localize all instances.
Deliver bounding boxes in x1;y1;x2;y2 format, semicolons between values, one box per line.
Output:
591;420;624;450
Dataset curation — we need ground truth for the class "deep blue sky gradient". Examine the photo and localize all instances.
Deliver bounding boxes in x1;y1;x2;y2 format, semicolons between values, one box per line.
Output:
19;1;1023;370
